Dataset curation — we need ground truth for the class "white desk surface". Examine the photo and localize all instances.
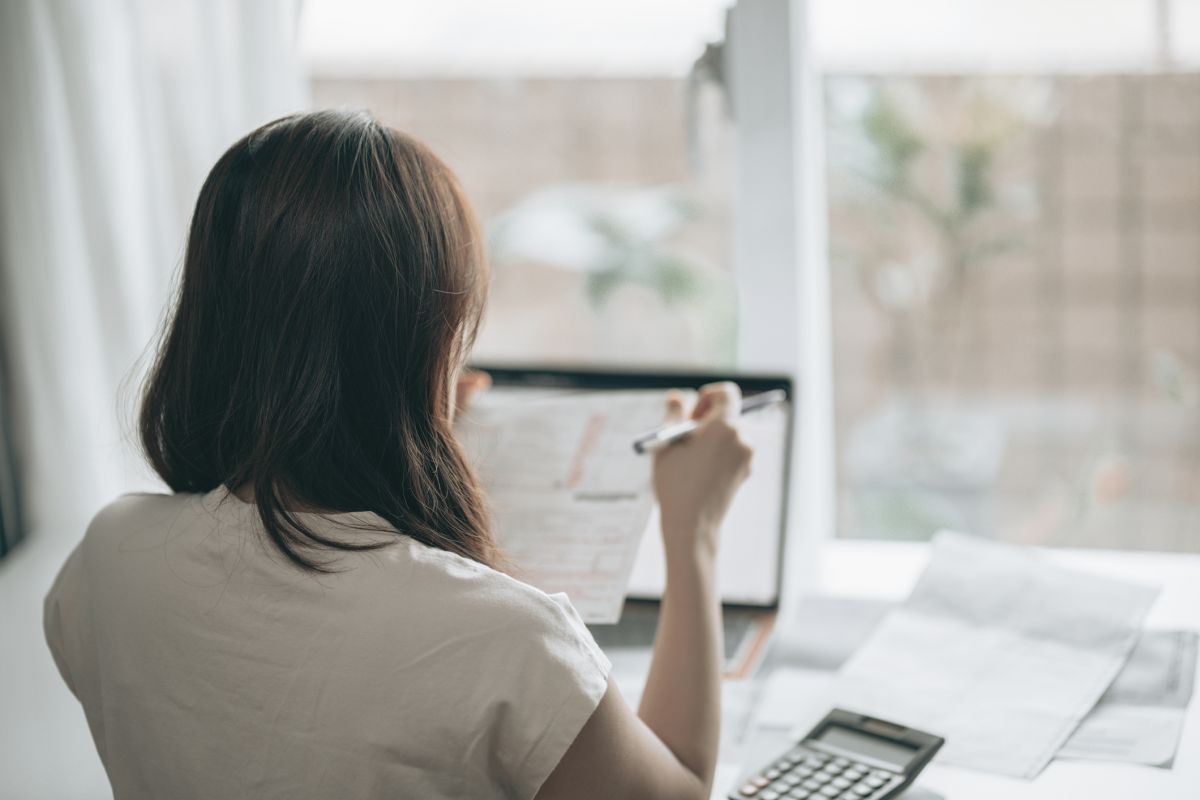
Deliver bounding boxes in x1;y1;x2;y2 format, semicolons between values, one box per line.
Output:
758;538;1200;800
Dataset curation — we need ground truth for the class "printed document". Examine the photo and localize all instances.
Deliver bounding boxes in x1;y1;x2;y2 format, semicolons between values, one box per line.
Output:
763;596;1195;767
456;390;669;623
833;532;1159;778
1059;630;1197;766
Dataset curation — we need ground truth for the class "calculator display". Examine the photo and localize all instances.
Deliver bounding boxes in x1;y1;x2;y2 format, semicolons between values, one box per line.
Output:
813;725;919;770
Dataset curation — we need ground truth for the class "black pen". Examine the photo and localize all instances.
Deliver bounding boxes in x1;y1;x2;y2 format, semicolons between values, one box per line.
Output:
632;389;787;454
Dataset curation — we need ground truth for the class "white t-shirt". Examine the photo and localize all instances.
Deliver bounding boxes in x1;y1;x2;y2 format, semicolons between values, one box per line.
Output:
44;488;610;800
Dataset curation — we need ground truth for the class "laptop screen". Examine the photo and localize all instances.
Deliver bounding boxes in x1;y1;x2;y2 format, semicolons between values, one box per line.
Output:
476;367;793;609
625;396;789;606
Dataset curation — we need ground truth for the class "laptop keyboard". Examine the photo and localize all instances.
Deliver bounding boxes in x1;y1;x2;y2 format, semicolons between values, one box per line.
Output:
587;605;758;662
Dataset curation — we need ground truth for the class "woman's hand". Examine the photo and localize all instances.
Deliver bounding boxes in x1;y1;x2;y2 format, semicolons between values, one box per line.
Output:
651;382;753;562
540;382;750;800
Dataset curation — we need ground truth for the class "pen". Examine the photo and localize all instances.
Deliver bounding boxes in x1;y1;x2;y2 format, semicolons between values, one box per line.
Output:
632;389;787;454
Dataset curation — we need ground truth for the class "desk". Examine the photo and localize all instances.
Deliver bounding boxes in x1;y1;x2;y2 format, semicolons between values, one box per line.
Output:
750;539;1200;800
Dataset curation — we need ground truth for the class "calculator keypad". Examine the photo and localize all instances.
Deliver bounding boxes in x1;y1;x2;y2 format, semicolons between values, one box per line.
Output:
731;747;904;800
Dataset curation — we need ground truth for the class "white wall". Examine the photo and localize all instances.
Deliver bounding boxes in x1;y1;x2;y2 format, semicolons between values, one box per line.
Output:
0;2;306;797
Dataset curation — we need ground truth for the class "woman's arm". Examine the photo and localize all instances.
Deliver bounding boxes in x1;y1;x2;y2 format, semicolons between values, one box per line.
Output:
536;384;752;800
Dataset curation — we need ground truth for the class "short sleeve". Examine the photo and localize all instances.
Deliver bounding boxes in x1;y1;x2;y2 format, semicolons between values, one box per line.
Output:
495;591;611;799
44;544;86;697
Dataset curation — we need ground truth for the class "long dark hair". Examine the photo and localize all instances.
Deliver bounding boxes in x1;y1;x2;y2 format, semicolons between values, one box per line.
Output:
140;110;498;571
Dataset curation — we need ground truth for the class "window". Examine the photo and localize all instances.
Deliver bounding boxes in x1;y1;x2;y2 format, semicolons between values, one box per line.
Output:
301;0;1200;553
816;0;1200;550
301;0;738;369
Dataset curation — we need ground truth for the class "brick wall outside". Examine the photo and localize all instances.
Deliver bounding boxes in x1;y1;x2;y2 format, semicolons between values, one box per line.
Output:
312;77;736;368
827;74;1200;551
313;74;1199;551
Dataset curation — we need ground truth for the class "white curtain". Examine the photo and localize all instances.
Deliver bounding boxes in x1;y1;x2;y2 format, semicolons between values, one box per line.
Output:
0;3;307;797
0;0;309;546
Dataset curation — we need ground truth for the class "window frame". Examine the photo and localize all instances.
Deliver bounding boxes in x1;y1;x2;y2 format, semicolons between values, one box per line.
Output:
724;0;836;597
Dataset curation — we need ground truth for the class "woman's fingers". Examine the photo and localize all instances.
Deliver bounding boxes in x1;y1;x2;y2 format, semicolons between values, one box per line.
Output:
651;380;754;557
662;390;687;425
690;382;741;422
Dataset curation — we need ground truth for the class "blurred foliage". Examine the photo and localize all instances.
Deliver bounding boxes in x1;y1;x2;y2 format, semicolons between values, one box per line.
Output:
833;78;1039;309
858;88;1010;248
487;183;738;366
861;95;923;195
579;193;705;309
489;184;713;310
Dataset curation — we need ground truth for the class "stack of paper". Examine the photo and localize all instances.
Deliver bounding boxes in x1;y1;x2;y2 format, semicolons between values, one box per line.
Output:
832;532;1159;778
1059;630;1197;766
768;594;1195;769
456;390;667;623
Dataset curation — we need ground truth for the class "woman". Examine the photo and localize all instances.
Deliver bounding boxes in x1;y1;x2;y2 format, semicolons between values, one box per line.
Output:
44;110;753;799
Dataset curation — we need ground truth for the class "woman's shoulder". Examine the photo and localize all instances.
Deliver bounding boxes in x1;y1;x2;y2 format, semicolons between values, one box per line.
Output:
396;536;597;645
90;490;193;522
375;541;611;799
381;537;604;658
83;491;604;663
81;491;212;551
80;491;194;541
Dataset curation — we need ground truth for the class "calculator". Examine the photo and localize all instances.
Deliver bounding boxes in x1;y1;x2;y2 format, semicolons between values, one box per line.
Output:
730;709;944;800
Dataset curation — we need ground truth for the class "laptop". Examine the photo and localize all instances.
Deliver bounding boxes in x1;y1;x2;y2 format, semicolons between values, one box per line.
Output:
475;366;794;677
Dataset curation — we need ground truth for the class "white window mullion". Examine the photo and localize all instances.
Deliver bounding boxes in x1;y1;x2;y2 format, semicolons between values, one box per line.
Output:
726;0;835;608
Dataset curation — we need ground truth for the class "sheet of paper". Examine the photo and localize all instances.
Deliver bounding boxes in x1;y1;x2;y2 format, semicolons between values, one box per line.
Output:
709;763;746;800
768;595;1197;769
756;668;840;732
772;596;891;670
832;532;1159;778
456;390;667;623
1058;630;1197;766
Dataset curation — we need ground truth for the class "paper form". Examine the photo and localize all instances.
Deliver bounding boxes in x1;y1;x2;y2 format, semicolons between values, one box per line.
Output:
456;390;670;623
762;595;1196;768
832;532;1159;779
1058;630;1197;766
